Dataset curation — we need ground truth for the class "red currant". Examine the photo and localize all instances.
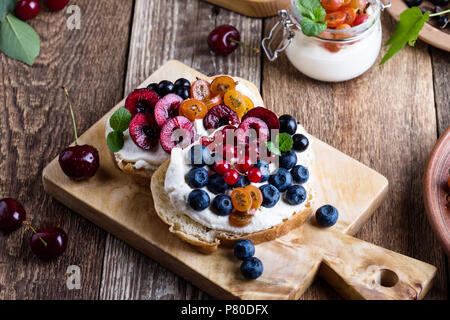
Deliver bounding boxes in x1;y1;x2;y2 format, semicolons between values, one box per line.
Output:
224;170;239;185
235;155;253;173
14;0;40;20
214;161;230;175
247;168;262;183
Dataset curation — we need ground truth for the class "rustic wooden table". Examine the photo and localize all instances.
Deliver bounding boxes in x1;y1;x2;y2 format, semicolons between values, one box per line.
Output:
0;0;448;300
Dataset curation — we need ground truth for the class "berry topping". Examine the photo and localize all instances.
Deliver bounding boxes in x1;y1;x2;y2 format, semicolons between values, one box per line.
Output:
30;227;68;260
160;116;195;153
269;168;293;192
279;114;297;135
44;0;69;11
0;198;26;232
203;105;240;130
255;160;270;182
157;80;175;97
247;167;263;183
128;113;161;150
223;90;247;118
179;99;208;121
224;169;240;185
349;0;367;10
207;174;229;194
189;145;212;167
211;194;233;216
285;185;307;205
243;95;255;113
187;190;210;211
186;167;209;188
210;76;237;97
214;160;231;175
231;188;252;212
234;239;255;260
353;13;369;26
291;165;309;184
229;211;253;228
325;11;347;28
125;88;160;117
241;107;280;132
316;205;339;227
174;78;191;89
208;25;240;56
292;134;309;152
154;93;184;128
341;6;357;25
244;185;263;209
190;79;211;101
14;0;40;20
205;95;223;110
175;86;190;100
240;257;263;280
279;150;297;170
321;0;343;11
147;83;158;92
259;184;281;208
59;145;100;181
237;116;270;146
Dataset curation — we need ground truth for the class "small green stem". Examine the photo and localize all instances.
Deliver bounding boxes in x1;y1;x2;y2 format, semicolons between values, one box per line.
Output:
228;38;260;53
23;222;48;247
62;86;79;145
430;9;450;17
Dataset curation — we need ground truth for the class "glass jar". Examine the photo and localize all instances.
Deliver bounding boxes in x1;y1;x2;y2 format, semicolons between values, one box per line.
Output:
262;0;391;82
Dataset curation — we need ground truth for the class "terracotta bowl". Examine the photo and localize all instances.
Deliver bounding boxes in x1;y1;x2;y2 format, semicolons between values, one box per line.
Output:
423;127;450;256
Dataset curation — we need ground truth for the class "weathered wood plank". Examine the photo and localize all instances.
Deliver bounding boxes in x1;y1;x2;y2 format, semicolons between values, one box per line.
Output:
430;48;450;137
0;0;133;299
262;14;447;300
99;0;262;300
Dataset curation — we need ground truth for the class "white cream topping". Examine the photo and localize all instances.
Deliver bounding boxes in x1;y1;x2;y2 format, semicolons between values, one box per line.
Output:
164;126;315;234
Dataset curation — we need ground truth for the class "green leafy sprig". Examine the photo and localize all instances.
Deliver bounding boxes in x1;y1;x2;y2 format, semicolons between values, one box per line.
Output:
297;0;327;36
107;108;132;152
266;133;294;156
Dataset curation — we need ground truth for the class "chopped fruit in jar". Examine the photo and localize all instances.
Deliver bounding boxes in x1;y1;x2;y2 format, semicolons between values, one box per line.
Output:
340;6;357;25
334;23;352;39
205;95;222;110
244;185;263;209
179;99;208;120
325;11;346;28
322;42;342;53
190;79;211;101
342;0;351;5
349;0;366;10
231;188;253;212
224;169;240;185
223;90;246;118
321;0;343;12
229;211;252;228
353;13;368;26
210;76;236;97
243;95;254;113
318;31;334;39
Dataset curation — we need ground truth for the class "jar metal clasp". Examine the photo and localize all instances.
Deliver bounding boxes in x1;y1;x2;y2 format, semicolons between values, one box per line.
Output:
380;0;391;10
262;10;296;62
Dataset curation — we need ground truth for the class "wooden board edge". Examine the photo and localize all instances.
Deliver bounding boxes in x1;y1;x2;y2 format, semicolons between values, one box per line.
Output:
203;0;290;18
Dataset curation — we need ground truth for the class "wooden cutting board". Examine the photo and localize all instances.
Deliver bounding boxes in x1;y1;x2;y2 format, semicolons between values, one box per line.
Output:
203;0;289;17
42;60;436;300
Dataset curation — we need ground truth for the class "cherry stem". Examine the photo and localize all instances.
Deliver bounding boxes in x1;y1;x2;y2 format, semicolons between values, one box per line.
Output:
429;9;450;17
228;38;260;53
62;86;79;145
23;221;47;247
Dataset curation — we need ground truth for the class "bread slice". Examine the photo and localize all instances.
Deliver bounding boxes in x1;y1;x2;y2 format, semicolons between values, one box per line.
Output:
112;152;155;180
151;160;312;254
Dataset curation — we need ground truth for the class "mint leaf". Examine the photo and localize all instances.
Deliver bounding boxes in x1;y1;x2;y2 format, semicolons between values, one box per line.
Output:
110;107;131;132
297;0;326;37
301;17;327;37
266;141;281;156
0;14;40;65
0;0;16;21
278;133;294;152
380;7;429;65
107;131;124;153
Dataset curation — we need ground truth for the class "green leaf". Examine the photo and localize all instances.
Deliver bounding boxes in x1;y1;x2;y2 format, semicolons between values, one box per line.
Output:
301;17;327;37
0;14;40;65
278;133;294;152
380;7;429;65
107;131;124;153
110;107;131;132
266;141;281;156
0;0;16;21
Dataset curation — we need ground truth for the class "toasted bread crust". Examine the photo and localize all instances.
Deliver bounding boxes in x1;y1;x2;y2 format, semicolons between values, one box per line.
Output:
151;160;312;254
110;151;155;185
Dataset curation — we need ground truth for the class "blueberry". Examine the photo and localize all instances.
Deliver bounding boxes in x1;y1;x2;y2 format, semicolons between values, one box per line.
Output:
436;15;448;28
269;168;293;192
175;86;190;100
285;185;307;205
403;0;422;6
279;114;297;135
147;83;158;92
190;145;212;167
431;0;449;5
187;189;210;211
292;134;309;152
232;175;250;188
240;257;263;280
279;150;297;170
157;80;175;96
211;194;233;216
207;174;229;194
234;239;255;260
174;78;191;89
259;184;281;208
255;160;270;182
316;205;339;227
186;167;209;188
291;165;309;184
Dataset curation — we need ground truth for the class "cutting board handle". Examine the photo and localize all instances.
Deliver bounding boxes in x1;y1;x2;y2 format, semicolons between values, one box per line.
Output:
318;231;436;300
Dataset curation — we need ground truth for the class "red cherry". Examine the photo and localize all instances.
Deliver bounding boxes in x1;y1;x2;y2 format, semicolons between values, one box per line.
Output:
235;155;253;173
207;25;240;56
224;170;239;185
0;198;26;232
44;0;69;12
248;168;262;183
214;160;230;175
29;227;67;260
14;0;40;20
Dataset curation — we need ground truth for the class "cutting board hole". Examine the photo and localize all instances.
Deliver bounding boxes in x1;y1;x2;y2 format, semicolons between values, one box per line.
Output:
378;269;399;287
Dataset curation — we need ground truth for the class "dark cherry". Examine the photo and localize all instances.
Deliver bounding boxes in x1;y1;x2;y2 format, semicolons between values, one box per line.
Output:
157;80;175;97
43;0;69;12
30;227;67;260
14;0;40;20
0;198;26;232
147;83;158;92
59;145;99;181
208;25;240;56
174;78;191;89
175;86;190;100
